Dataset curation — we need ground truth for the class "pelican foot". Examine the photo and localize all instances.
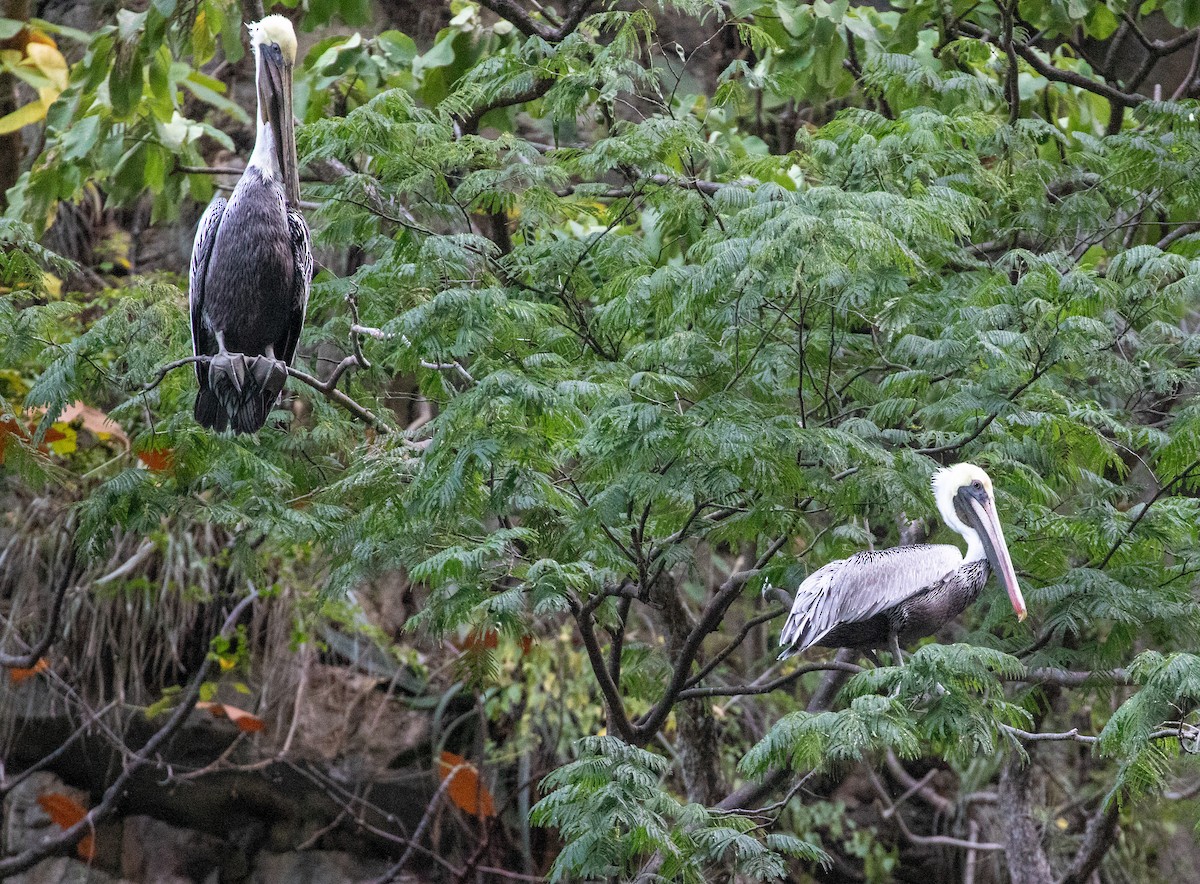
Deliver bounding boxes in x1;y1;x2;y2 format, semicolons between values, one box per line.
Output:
209;350;249;395
246;355;289;403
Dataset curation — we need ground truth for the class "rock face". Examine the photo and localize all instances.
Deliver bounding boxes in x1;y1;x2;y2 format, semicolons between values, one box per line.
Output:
120;816;225;883
0;769;438;883
3;771;126;883
6;857;126;884
250;850;395;883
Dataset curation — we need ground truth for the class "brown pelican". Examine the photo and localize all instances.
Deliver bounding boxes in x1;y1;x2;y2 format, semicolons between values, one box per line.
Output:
779;464;1027;663
189;15;311;434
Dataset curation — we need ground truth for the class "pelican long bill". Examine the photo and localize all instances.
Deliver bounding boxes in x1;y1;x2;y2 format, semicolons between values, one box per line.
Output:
257;38;300;206
962;488;1026;622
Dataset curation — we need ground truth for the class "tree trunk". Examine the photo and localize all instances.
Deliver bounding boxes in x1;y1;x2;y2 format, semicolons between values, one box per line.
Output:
999;758;1054;884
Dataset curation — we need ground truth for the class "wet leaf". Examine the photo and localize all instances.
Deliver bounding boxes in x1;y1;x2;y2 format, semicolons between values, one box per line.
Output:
438;751;496;817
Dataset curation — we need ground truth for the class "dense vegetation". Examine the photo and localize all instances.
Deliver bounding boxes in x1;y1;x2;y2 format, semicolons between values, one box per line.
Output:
3;0;1200;880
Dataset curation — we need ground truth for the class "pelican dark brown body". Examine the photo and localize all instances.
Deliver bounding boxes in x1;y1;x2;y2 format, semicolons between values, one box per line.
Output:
189;16;311;434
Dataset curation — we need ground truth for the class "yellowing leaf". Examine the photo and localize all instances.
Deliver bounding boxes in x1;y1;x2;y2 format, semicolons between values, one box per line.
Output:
25;42;68;90
438;751;496;817
46;422;76;455
0;98;48;135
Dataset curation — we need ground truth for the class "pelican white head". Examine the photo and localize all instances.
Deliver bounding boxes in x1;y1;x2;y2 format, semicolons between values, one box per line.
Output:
249;15;297;64
931;463;1026;622
247;15;300;205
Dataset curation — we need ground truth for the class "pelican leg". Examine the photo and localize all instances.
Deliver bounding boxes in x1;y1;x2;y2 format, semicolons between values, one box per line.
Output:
864;649;884;668
889;634;905;667
209;331;251;428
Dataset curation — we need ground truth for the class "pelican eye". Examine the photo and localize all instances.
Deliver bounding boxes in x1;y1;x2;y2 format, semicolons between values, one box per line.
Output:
970;479;984;492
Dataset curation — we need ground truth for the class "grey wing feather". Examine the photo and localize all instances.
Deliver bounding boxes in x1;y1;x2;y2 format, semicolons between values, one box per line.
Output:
280;208;311;367
779;544;964;654
189;197;227;383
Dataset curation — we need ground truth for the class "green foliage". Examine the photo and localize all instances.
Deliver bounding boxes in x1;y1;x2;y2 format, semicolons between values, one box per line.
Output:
532;736;826;882
740;694;921;776
6;0;1200;877
5;0;245;228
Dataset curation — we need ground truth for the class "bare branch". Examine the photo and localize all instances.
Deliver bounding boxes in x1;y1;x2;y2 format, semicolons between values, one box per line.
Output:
140;355;209;392
866;767;1005;851
1058;796;1120;884
676;659;864;700
633;536;788;740
1002;725;1096;744
568;592;638;743
368;760;468;884
885;751;953;815
0;591;258;876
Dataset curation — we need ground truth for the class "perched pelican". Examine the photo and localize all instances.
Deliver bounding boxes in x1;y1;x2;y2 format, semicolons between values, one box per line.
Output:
189;15;311;434
779;464;1026;663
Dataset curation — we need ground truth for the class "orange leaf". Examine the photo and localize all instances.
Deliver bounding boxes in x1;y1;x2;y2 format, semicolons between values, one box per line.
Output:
196;701;265;733
36;793;94;860
137;448;174;472
37;792;86;828
463;629;499;651
8;657;48;683
438;751;496;817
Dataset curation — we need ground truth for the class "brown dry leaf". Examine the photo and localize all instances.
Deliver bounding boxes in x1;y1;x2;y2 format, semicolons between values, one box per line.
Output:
59;401;129;449
223;703;266;733
462;628;499;651
438;751;496;818
196;701;266;733
36;792;95;860
8;657;48;683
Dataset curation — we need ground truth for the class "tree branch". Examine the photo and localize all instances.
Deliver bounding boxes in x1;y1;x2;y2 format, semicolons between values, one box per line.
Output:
1094;460;1200;569
0;591;258;876
866;766;1005;851
999;758;1056;884
957;22;1147;108
568;594;638;743
676;659;864;700
633;536;787;741
1058;795;1120;884
476;0;554;39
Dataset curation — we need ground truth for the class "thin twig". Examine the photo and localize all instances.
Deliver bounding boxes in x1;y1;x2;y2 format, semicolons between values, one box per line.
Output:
0;591;259;876
0;541;75;669
369;761;467;884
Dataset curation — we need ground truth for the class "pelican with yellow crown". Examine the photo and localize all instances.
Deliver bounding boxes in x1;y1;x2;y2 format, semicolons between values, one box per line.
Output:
778;464;1027;663
189;15;311;433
